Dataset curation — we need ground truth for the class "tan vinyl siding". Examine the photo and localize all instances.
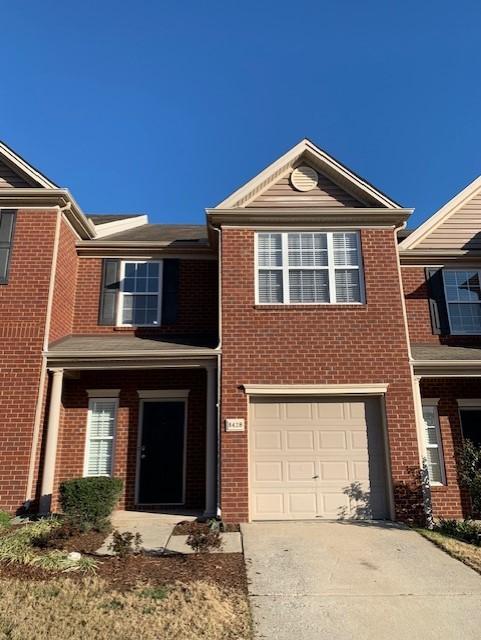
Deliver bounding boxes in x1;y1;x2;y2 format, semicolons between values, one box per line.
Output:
418;192;481;251
246;172;365;208
0;160;34;188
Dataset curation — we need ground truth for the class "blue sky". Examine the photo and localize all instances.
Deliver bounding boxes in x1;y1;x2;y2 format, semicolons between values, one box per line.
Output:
1;1;481;227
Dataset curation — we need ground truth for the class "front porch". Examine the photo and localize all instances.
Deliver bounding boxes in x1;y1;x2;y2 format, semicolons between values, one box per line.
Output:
39;335;219;518
412;344;481;518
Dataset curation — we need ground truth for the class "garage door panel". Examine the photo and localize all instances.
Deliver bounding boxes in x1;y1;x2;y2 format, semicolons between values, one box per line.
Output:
250;396;389;521
320;461;349;481
286;430;315;450
254;431;282;450
287;461;316;481
319;430;347;449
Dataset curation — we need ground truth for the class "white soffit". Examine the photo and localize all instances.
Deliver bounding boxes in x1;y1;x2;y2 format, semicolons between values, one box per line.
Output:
93;215;149;238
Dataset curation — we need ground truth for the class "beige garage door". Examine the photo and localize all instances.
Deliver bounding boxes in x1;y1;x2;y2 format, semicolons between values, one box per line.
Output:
249;396;390;520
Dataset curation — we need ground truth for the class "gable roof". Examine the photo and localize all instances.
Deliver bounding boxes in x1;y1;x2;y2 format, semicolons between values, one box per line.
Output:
0;140;58;189
215;138;402;210
399;175;481;252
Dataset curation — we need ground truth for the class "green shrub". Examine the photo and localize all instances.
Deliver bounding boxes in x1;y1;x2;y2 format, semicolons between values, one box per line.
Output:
0;511;11;529
436;518;481;546
59;477;123;532
186;520;222;553
457;439;481;515
108;530;142;557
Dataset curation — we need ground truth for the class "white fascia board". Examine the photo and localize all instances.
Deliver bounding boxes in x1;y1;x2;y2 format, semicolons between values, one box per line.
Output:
93;214;149;238
400;175;481;251
0;141;57;189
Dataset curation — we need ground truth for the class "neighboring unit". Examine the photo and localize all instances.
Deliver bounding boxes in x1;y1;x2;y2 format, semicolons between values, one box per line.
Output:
0;138;478;522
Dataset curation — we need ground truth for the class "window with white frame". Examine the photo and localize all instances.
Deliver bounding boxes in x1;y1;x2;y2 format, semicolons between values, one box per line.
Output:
256;232;363;304
118;261;162;326
84;399;117;476
443;270;481;334
421;403;445;484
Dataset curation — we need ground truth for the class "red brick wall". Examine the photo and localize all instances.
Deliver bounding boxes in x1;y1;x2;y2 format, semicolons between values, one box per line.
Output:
72;258;218;336
49;219;78;344
0;210;57;513
220;228;421;522
50;369;207;511
421;378;476;518
402;265;481;346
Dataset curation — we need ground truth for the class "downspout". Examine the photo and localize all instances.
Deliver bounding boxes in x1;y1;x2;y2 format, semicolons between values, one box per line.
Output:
394;222;433;527
25;203;71;506
212;224;222;518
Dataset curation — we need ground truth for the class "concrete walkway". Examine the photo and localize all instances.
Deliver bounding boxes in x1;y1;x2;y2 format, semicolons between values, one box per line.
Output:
242;521;481;640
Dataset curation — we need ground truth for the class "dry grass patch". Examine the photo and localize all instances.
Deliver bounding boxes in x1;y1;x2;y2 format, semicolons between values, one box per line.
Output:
417;528;481;574
0;576;251;640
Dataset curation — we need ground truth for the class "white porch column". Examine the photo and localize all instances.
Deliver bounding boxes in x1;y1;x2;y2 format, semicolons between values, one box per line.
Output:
412;373;434;527
204;363;217;517
39;368;64;514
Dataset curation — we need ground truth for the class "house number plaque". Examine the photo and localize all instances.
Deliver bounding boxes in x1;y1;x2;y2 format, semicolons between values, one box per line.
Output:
225;418;245;432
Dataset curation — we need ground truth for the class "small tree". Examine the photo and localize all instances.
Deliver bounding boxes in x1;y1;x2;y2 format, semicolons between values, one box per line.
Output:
457;439;481;515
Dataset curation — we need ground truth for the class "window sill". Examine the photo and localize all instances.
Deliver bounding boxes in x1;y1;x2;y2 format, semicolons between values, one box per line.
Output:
429;483;447;489
253;304;367;311
113;325;162;331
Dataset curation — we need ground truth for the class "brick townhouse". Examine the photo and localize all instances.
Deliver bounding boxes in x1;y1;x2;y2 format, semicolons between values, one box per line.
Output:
0;138;480;522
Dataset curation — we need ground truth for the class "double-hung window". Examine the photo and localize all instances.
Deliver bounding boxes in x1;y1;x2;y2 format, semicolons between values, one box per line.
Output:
421;402;446;485
256;231;363;304
443;269;481;334
118;261;162;326
84;398;118;477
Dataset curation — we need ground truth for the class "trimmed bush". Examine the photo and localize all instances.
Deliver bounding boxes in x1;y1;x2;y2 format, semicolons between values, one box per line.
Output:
59;477;123;532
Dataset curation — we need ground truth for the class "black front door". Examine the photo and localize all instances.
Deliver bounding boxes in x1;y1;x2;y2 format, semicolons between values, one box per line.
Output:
138;401;186;504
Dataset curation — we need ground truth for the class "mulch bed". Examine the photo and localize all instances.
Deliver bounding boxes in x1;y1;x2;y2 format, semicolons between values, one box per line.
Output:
172;521;240;535
0;553;247;593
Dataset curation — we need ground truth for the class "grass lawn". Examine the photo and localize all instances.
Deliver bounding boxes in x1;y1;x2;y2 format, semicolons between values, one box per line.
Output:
0;575;251;640
417;528;481;575
0;521;252;640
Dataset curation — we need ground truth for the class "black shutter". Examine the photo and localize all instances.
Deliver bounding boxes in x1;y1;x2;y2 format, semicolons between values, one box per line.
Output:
162;259;180;325
425;267;450;335
0;209;17;284
99;259;120;325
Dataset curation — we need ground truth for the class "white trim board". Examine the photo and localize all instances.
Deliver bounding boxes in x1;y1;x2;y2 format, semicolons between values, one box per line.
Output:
242;383;389;396
137;389;190;399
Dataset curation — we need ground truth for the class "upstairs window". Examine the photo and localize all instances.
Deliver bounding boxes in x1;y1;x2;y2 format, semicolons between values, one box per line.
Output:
443;270;481;334
117;261;162;326
256;231;363;304
0;210;16;284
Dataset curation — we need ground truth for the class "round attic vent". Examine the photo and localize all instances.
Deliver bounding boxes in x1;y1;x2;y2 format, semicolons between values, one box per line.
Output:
290;165;318;191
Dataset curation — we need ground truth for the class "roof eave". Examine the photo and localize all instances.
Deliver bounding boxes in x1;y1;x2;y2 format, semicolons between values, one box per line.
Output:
207;207;413;228
0;188;95;239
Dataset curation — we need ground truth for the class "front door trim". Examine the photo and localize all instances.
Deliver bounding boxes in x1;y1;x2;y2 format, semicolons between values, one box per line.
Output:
135;392;188;506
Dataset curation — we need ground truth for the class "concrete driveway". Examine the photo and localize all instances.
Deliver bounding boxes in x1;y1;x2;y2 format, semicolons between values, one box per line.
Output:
242;521;481;640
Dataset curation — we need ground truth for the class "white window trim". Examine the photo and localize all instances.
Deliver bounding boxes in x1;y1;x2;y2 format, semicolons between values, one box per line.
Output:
135;396;188;506
83;397;118;478
116;260;163;327
443;268;481;335
254;230;365;305
421;399;446;486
